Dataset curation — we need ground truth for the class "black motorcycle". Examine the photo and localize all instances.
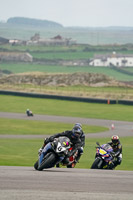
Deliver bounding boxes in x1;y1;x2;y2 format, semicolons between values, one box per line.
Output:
26;110;33;116
34;136;78;171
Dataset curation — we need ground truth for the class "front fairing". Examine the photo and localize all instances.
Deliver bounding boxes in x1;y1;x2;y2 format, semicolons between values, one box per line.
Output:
51;137;71;156
96;144;113;162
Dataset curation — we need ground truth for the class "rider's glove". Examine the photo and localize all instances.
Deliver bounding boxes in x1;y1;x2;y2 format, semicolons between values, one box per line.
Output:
38;148;42;155
64;150;69;156
44;137;54;145
49;137;54;142
44;138;49;145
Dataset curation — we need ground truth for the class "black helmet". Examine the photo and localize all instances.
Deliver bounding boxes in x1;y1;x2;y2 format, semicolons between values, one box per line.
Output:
72;125;82;139
111;135;119;145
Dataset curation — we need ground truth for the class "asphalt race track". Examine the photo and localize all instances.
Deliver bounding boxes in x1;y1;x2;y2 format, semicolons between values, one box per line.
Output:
0;166;133;200
0;112;133;200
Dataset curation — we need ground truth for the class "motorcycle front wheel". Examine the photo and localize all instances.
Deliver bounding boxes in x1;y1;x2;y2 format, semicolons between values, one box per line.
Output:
34;160;38;170
91;157;103;169
37;152;57;171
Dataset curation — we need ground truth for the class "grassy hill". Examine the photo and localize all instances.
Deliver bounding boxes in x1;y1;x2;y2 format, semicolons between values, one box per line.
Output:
7;17;63;28
1;21;133;44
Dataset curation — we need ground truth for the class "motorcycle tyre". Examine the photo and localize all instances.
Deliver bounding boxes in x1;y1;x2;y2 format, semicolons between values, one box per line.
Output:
38;152;57;171
91;157;103;169
67;162;76;168
34;160;38;170
67;164;72;168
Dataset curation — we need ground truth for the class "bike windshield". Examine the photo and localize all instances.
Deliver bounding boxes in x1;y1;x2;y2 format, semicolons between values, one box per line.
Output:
58;137;71;148
101;144;113;152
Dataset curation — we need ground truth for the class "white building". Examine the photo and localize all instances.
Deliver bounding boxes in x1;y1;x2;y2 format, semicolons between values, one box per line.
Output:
89;52;133;67
0;52;33;62
27;34;76;46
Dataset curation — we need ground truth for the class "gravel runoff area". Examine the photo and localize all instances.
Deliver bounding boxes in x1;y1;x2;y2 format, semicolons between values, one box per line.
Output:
0;112;133;138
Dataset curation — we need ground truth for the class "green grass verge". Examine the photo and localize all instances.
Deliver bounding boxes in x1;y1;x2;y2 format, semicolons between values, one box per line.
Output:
0;95;133;121
30;51;93;60
0;118;108;135
0;137;132;171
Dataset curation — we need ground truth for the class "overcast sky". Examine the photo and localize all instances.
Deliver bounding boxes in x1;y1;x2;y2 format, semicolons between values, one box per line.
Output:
0;0;132;27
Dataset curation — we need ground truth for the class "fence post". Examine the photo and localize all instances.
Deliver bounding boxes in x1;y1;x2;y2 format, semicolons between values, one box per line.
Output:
107;99;110;104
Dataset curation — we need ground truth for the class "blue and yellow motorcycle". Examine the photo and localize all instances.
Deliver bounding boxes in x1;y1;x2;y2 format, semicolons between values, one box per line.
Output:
91;142;115;170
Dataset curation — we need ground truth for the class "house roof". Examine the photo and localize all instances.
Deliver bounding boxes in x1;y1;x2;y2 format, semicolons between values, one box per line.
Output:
94;52;133;59
52;35;63;40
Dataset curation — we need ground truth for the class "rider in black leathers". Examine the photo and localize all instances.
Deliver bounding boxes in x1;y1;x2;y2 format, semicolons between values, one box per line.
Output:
26;109;33;116
39;123;85;168
108;135;122;168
